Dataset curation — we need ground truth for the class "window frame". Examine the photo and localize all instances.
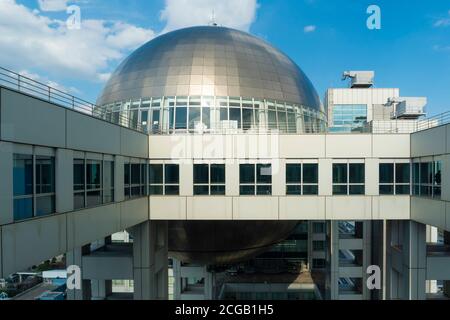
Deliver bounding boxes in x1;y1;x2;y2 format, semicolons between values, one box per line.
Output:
285;160;319;195
239;163;272;196
332;160;365;195
379;160;411;195
13;152;56;221
149;162;180;196
193;163;226;196
412;156;442;199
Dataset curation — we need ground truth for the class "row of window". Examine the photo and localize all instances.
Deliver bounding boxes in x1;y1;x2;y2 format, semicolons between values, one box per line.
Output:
97;96;326;134
12;154;442;222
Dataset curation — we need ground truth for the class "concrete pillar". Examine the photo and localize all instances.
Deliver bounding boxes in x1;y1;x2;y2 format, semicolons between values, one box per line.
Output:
55;148;73;213
401;221;426;300
365;159;379;196
444;231;450;298
362;221;372;299
173;259;182;300
226;161;239;196
131;221;168;300
318;159;332;196
114;156;125;202
204;268;215;300
328;221;339;299
66;245;91;300
91;279;112;300
426;226;438;294
180;161;193;196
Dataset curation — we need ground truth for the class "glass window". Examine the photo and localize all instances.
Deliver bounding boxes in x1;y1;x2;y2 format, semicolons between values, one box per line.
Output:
175;106;187;130
14;154;33;196
35;156;55;217
13;154;57;221
303;164;318;184
130;163;141;198
194;164;209;184
149;163;179;196
349;164;364;184
194;164;225;196
240;164;255;184
257;164;272;184
229;106;242;129
379;162;410;195
149;164;164;195
379;163;394;184
313;222;325;233
36;157;55;194
330;104;367;132
13;154;34;221
86;160;102;207
333;162;365;195
333;164;347;184
165;164;179;184
413;158;440;198
286;164;301;184
240;164;272;195
286;163;318;195
189;106;201;131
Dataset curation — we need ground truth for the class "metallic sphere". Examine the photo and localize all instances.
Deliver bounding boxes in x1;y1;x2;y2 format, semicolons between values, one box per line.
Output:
97;26;322;110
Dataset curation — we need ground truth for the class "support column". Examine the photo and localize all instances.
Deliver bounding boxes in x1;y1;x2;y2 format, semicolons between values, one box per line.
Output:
426;226;438;294
131;221;168;300
328;221;339;299
204;268;215;300
66;245;91;300
91;279;113;300
362;221;372;300
444;231;450;298
55;148;73;213
401;221;426;300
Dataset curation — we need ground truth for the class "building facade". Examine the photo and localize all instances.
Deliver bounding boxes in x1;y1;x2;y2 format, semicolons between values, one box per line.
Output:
0;26;449;300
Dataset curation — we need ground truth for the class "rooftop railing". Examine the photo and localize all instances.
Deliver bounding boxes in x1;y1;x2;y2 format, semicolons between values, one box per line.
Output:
0;66;146;133
1;66;449;135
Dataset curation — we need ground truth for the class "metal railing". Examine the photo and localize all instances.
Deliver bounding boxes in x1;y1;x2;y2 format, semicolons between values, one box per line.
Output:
0;66;146;133
1;66;449;135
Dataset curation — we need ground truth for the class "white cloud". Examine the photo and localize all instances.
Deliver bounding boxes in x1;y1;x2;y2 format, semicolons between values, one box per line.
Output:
0;0;261;94
18;69;80;94
303;25;316;33
37;0;69;12
434;10;450;27
160;0;258;32
0;0;155;82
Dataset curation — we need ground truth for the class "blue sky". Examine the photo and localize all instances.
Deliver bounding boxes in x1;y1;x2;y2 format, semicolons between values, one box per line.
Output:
1;0;449;114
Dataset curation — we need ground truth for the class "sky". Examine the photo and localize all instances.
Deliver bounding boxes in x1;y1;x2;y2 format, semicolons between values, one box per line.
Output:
0;0;449;114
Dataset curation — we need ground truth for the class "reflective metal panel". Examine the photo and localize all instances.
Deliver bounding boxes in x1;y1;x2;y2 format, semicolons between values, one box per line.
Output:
97;26;322;112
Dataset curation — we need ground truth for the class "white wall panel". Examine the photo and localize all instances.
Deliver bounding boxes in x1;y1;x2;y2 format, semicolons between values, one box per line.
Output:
1;88;66;147
150;197;187;220
187;197;233;220
2;214;67;276
232;197;278;220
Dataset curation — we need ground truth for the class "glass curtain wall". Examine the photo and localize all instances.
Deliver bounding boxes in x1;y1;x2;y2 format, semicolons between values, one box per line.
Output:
98;96;325;134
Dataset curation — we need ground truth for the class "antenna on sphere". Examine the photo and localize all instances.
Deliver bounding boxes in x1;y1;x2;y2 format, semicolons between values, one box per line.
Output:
209;9;218;26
